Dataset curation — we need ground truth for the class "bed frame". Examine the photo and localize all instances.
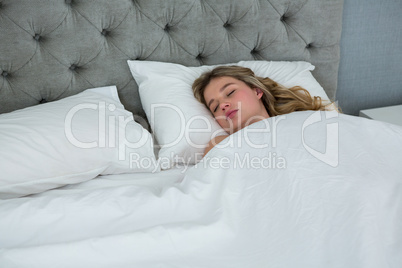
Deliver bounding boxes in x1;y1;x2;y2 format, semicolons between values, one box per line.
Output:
0;0;343;120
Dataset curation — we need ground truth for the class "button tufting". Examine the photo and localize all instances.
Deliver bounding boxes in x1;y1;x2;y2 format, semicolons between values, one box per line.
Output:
280;15;286;22
196;54;204;64
69;64;77;71
223;22;231;28
101;29;108;36
164;24;170;32
306;43;312;49
1;71;8;77
33;34;41;41
39;98;47;104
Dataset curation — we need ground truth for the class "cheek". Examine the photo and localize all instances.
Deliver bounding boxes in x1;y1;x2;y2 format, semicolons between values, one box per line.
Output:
234;90;254;105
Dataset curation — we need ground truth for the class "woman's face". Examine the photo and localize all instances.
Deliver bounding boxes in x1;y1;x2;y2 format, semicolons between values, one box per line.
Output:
203;76;269;134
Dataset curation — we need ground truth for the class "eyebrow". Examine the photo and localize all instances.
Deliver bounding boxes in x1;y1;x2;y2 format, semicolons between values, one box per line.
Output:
207;82;234;109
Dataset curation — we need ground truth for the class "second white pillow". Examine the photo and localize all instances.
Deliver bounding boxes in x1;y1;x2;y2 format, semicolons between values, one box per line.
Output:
0;86;158;199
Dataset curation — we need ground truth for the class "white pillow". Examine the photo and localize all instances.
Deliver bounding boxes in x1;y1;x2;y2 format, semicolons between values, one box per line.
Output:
127;60;330;169
0;86;158;199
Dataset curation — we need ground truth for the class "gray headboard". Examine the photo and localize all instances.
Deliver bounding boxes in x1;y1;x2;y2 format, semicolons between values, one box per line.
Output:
0;0;344;119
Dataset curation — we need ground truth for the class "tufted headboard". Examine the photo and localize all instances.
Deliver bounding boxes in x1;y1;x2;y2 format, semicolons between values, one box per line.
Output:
0;0;344;119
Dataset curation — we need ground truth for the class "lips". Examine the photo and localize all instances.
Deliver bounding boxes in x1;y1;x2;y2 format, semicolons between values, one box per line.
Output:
225;109;238;119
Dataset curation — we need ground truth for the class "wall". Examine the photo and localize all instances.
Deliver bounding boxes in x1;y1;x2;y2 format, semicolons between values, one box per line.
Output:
336;0;402;115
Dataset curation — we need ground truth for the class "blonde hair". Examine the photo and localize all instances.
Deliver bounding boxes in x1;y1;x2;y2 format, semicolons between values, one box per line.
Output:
192;65;331;116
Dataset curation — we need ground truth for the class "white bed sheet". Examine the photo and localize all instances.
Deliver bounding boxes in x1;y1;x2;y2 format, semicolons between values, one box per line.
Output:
1;111;401;268
30;165;188;198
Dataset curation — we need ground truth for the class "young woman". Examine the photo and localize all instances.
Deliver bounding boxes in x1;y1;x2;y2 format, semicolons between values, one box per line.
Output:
192;65;333;155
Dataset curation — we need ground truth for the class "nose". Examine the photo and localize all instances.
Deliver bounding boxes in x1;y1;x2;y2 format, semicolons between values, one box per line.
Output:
220;102;230;111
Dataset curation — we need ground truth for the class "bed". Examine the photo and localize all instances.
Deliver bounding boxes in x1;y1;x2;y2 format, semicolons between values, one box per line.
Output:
1;0;402;267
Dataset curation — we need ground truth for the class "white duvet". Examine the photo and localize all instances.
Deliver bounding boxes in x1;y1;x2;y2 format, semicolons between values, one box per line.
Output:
1;111;402;268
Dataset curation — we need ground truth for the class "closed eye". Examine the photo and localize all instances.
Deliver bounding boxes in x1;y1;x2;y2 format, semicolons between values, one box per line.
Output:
213;90;235;113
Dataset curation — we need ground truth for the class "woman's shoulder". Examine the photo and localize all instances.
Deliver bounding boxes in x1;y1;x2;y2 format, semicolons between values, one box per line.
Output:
204;135;229;156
